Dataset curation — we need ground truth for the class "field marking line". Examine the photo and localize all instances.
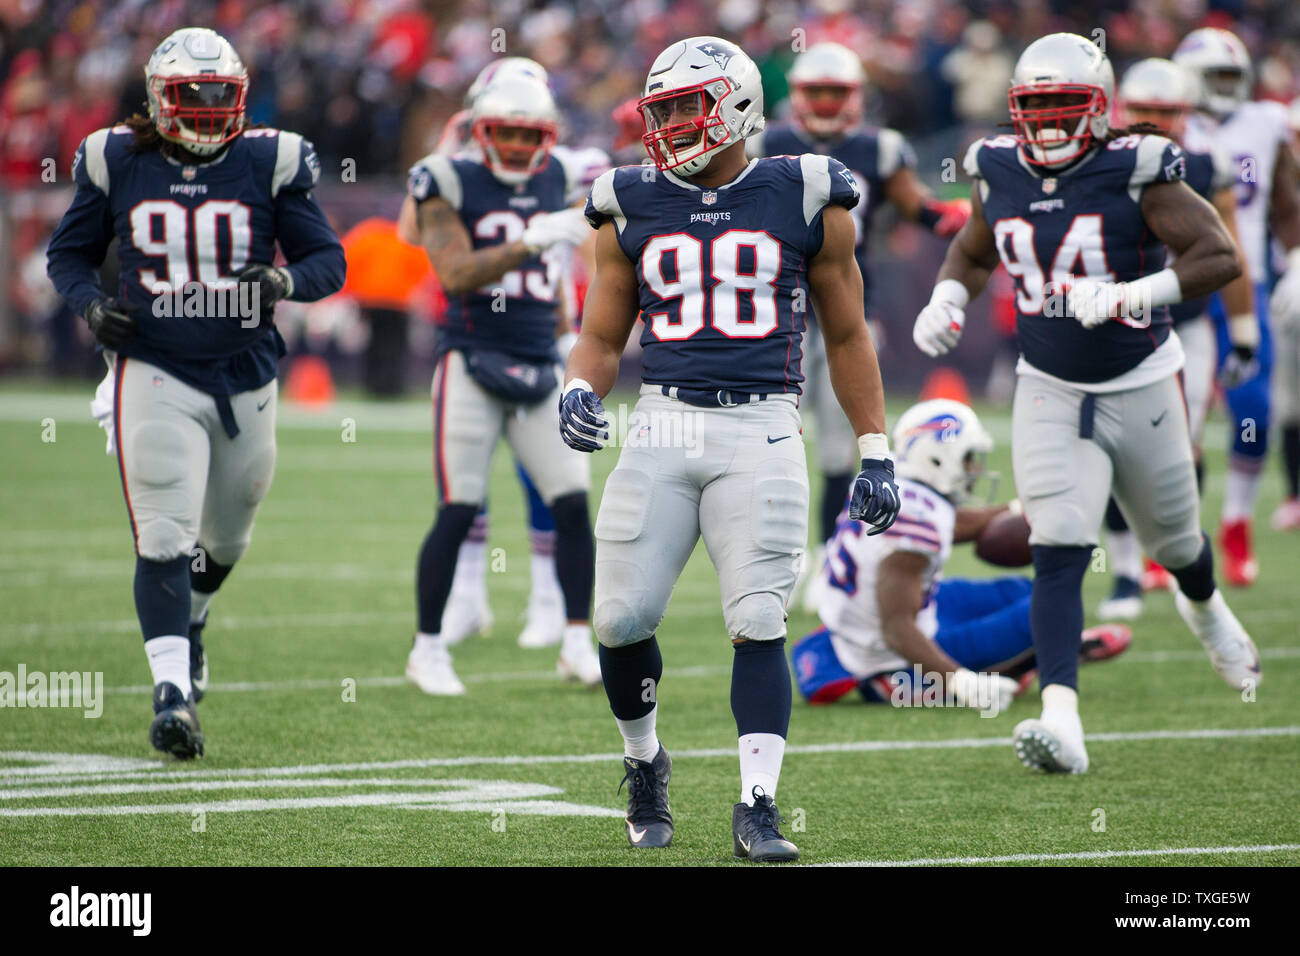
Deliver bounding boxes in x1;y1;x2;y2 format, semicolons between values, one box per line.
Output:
815;843;1300;867
4;725;1295;785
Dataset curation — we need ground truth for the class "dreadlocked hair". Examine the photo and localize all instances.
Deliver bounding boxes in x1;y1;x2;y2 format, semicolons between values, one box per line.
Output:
119;112;261;162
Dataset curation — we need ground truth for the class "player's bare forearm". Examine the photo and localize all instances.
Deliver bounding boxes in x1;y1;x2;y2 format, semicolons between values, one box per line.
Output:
810;205;886;437
883;166;930;221
1211;188;1257;320
877;552;961;675
563;222;639;396
397;195;421;246
1141;181;1240;299
418;198;530;295
1268;143;1300;251
935;186;998;299
952;503;1008;544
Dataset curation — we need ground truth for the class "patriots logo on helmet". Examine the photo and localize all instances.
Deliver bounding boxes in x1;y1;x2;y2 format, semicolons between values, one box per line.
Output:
696;42;735;70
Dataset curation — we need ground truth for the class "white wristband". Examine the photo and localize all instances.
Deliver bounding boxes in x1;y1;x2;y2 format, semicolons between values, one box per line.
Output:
1129;267;1182;310
857;432;891;461
930;278;970;309
1006;498;1023;517
1228;313;1259;350
564;378;595;396
1287;247;1300;272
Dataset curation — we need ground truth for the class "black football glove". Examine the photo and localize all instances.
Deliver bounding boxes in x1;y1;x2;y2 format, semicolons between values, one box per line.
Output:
558;386;609;453
237;264;293;325
83;297;137;349
849;457;901;535
1219;345;1258;390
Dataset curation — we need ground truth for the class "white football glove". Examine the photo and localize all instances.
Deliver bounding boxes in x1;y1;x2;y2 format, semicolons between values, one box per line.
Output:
1065;278;1130;329
522;208;592;254
950;667;1019;715
913;280;969;357
1269;250;1300;331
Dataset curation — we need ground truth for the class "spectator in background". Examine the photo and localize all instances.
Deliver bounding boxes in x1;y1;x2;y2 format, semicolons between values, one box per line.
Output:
941;20;1014;135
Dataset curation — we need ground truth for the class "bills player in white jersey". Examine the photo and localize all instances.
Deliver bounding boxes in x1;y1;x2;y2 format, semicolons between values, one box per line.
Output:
1272;97;1300;531
397;58;610;654
1175;28;1300;585
793;400;1130;712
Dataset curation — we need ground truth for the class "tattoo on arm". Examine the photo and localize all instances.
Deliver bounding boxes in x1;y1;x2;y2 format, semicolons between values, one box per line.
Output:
936;185;999;297
418;198;530;295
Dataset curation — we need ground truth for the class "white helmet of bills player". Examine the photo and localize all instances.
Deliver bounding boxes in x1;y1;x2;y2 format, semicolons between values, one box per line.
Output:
787;41;865;137
1173;28;1253;119
892;400;994;504
145;27;248;158
1008;33;1114;169
470;75;560;186
638;36;765;175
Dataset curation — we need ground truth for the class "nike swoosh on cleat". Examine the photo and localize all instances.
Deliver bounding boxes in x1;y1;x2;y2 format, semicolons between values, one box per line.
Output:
628;824;647;844
767;435;791;444
738;836;751;853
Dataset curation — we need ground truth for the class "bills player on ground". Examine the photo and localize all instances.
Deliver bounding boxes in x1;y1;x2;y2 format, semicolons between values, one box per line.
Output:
748;42;970;612
793;400;1130;711
45;27;346;757
563;36;900;861
404;74;601;695
913;33;1260;774
1175;28;1300;582
1097;57;1259;620
398;57;609;652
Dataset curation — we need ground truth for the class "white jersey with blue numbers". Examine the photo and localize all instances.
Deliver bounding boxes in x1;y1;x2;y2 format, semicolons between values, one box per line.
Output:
407;151;593;361
46;125;345;395
817;477;956;677
584;154;860;394
750;124;914;309
966;133;1188;388
1186;101;1289;284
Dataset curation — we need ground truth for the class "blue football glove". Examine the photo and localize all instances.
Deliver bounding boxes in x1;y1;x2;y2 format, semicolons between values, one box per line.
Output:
849;457;900;535
559;384;609;453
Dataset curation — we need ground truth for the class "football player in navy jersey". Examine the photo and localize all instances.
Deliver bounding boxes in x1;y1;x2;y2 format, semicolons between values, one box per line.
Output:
912;33;1260;774
749;42;971;607
562;36;901;860
404;74;602;695
1097;58;1259;620
45;27;346;758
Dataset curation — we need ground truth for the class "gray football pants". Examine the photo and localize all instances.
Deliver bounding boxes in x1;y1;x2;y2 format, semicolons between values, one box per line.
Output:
1012;371;1203;570
114;355;276;565
592;388;809;648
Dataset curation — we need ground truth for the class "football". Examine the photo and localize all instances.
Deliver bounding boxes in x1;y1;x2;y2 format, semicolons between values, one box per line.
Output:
975;510;1033;567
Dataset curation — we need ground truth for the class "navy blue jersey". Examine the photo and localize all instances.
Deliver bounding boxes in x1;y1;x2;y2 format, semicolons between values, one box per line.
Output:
967;133;1186;383
46;126;345;395
752;123;914;309
584;155;860;394
407;152;572;362
1169;147;1230;325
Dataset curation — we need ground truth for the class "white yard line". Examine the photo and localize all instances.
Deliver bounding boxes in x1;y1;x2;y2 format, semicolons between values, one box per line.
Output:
4;725;1295;785
816;843;1300;867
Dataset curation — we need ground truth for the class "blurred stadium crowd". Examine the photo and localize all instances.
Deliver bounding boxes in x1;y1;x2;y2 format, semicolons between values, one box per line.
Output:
3;0;1299;393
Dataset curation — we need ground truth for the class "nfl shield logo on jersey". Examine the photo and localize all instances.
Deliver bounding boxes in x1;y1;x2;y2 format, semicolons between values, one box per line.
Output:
702;190;718;206
1041;178;1056;195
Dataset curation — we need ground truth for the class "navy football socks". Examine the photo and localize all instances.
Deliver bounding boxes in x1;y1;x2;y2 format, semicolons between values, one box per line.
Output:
1029;545;1092;691
599;636;663;721
731;638;792;737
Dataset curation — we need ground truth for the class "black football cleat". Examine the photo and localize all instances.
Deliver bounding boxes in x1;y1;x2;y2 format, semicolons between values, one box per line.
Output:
617;747;673;848
733;787;799;862
189;616;208;703
149;682;204;759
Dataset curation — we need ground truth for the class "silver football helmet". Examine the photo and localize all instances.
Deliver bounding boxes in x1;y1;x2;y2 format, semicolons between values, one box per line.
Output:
638;36;765;175
1116;58;1194;137
145;27;248;158
1173;28;1253;119
470;75;560;186
1008;33;1114;169
787;41;865;137
893;400;994;504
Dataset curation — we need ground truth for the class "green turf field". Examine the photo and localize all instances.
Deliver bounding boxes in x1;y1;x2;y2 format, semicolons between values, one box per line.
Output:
1;383;1296;866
